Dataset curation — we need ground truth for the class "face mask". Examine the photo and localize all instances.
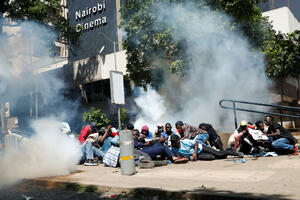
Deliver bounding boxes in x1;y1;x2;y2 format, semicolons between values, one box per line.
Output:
158;128;163;132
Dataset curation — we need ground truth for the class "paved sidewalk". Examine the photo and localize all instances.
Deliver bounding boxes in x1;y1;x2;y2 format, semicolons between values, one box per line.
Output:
39;155;300;200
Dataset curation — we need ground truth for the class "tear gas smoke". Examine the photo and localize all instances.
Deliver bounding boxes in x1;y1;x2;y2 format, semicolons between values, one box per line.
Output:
0;118;82;188
133;3;271;131
0;21;78;125
0;21;81;187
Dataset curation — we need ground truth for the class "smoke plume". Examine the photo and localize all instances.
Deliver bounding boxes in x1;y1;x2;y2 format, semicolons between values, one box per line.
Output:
133;3;271;131
0;21;82;187
0;118;81;188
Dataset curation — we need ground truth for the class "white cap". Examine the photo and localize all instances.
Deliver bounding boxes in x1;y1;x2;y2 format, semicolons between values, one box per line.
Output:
60;122;71;134
111;127;117;133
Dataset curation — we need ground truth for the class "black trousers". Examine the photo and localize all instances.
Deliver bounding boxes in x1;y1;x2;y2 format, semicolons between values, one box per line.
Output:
197;145;229;160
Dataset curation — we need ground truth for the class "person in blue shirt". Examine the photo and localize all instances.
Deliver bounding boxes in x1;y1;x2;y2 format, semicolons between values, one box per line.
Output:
170;135;243;161
160;123;177;145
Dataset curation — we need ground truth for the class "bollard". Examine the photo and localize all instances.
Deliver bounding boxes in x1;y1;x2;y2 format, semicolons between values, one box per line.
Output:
4;133;24;151
119;130;135;175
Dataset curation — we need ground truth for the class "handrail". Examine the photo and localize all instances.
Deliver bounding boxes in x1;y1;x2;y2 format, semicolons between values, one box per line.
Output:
219;99;300;128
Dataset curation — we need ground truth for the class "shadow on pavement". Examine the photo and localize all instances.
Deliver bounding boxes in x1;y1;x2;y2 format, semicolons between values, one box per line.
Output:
0;180;291;200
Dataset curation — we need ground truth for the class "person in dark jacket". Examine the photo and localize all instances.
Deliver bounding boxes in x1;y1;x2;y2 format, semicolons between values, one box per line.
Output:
265;116;298;155
199;123;223;150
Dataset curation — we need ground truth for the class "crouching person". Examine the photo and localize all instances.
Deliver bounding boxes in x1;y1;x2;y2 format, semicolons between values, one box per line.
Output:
265;116;298;155
80;140;105;166
170;135;243;161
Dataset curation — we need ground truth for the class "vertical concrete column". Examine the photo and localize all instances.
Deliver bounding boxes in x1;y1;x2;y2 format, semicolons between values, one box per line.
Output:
115;0;123;51
119;130;135;175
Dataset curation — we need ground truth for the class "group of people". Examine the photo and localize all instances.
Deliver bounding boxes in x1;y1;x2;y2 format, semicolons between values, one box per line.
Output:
75;115;299;167
228;116;298;156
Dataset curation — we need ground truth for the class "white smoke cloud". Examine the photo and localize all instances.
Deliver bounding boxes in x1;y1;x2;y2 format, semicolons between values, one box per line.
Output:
0;21;74;122
133;3;271;131
0;20;82;186
0;118;82;188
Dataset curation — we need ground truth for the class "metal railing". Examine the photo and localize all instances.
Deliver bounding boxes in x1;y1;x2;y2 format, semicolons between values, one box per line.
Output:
219;99;300;128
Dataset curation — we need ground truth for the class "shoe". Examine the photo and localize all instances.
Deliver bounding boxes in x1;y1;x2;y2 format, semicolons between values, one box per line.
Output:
153;160;169;166
233;151;244;158
293;146;299;156
84;159;99;166
139;160;155;169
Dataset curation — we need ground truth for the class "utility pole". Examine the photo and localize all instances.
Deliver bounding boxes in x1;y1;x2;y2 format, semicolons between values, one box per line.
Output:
0;102;7;135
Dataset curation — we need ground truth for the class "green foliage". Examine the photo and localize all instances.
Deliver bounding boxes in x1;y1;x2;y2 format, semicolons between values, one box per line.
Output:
64;183;98;193
120;0;270;88
84;185;98;193
64;182;82;192
83;107;111;128
264;30;300;79
120;108;128;127
1;0;80;47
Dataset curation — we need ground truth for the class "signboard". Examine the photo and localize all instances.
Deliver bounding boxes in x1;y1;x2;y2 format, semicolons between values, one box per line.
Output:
6;117;18;129
110;70;125;105
68;0;119;61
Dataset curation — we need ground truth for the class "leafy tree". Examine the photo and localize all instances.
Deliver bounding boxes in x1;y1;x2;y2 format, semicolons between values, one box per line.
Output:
0;0;80;46
83;107;111;128
264;30;300;100
120;0;270;88
120;108;128;128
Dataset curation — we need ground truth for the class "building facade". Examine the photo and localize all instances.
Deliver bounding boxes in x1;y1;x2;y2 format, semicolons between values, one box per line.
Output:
262;6;300;105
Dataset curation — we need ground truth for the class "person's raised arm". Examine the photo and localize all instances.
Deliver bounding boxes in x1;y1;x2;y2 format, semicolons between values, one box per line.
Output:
99;125;112;144
159;134;168;143
193;141;199;161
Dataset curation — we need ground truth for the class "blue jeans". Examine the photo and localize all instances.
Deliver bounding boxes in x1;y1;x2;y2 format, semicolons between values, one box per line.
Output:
101;137;112;152
272;138;294;151
81;141;105;160
101;136;120;152
194;133;209;146
111;135;120;147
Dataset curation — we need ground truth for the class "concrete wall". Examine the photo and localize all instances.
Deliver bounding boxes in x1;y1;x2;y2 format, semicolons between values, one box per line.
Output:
64;50;127;85
263;7;300;34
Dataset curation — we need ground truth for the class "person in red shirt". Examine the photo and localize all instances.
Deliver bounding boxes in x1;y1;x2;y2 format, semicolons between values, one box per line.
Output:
78;122;98;144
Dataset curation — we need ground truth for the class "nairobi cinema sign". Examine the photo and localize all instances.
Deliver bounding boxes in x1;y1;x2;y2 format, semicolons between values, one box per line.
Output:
75;1;107;32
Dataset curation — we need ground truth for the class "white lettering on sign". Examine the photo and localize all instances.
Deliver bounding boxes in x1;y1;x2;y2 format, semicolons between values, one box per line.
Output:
76;17;107;32
74;1;107;33
75;1;106;19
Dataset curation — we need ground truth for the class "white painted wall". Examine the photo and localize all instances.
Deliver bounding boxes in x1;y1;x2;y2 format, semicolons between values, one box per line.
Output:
263;7;300;33
71;50;127;83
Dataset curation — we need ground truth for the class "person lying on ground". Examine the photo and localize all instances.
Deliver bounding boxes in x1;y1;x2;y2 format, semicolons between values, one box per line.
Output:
199;123;223;150
175;121;206;140
265;116;298;155
141;125;153;141
170;135;243;161
78;122;98;144
141;141;177;161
